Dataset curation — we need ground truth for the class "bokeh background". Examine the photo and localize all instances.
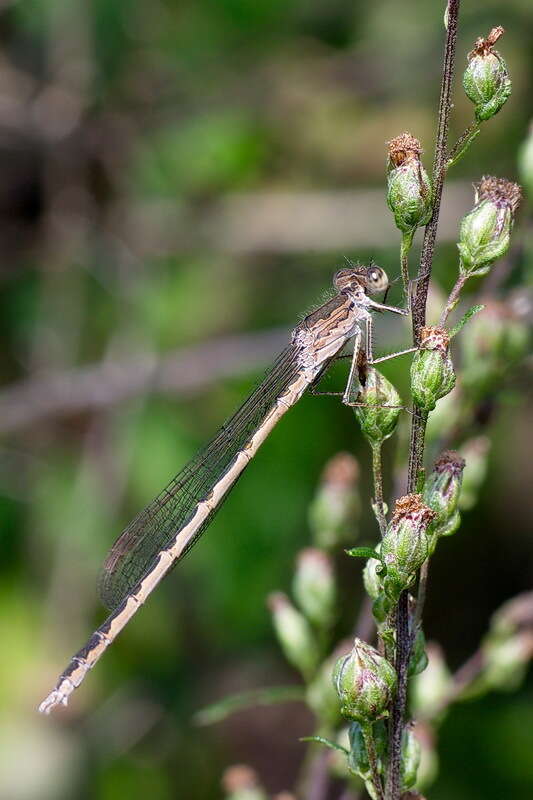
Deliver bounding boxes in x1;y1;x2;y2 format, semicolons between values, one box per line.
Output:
0;1;532;798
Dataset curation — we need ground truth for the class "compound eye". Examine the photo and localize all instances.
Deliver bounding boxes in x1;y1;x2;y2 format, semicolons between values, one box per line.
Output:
367;267;389;293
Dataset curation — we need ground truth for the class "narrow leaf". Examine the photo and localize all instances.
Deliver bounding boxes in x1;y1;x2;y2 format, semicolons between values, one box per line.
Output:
346;546;382;561
449;304;485;338
194;685;305;726
301;735;349;754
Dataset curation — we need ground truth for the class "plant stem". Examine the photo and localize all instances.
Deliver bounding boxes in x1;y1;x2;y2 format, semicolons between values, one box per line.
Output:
361;722;385;800
386;3;461;798
371;442;387;537
410;0;461;342
439;273;468;326
400;231;414;298
446;122;481;169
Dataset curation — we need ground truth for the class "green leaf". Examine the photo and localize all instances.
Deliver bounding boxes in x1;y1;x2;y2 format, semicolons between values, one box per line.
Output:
449;304;485;338
300;735;349;754
193;685;305;726
346;546;382;561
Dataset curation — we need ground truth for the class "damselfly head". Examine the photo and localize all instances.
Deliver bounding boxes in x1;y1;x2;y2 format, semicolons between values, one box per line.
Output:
333;265;389;295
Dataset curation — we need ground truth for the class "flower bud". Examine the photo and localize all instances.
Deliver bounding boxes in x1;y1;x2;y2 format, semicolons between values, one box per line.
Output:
333;639;397;723
268;592;319;679
306;647;346;727
410;327;456;413
458;176;522;276
482;631;533;692
387;133;433;235
461;298;530;397
354;364;402;445
293;548;335;629
381;495;435;602
309;453;361;549
458;436;490;511
518;121;533;202
363;544;383;600
423;451;465;540
463;27;511;122
411;642;452;721
222;765;268;800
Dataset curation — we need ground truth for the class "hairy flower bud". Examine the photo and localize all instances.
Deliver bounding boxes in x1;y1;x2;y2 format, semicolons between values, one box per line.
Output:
387;133;433;236
458;176;522;276
424;451;465;541
381;495;436;602
333;639;397;723
309;453;361;549
463;27;511;122
518;122;533;202
458;436;490;511
268;592;319;679
410;327;456;412
363;544;383;600
354;363;402;445
292;548;335;629
461;298;530;396
411;642;452;720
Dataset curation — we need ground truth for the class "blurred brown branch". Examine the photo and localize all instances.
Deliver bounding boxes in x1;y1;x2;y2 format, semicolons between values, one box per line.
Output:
0;329;287;434
113;182;474;258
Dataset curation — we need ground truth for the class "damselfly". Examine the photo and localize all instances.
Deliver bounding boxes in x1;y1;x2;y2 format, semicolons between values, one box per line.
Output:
39;264;410;713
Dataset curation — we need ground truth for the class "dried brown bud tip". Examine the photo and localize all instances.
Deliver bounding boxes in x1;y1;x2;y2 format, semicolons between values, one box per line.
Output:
475;175;522;214
433;450;466;476
419;326;450;354
387;132;423;167
392;494;436;528
469;26;505;58
321;452;360;487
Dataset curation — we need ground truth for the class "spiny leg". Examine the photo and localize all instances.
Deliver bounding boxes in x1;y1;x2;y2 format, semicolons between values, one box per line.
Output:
342;328;362;405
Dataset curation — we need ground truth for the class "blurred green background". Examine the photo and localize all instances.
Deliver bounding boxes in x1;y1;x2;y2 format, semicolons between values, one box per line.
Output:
0;1;531;798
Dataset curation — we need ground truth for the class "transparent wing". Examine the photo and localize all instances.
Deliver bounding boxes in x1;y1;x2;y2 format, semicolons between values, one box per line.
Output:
99;345;302;610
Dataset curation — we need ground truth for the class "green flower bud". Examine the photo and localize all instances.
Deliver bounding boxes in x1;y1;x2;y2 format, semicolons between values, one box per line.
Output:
387;133;433;235
293;548;335;629
268;592;319;679
411;327;456;413
463;27;511;122
306;647;346;727
309;452;361;549
363;544;383;600
458;436;490;511
333;639;397;723
423;450;465;541
401;725;421;790
411;642;452;721
458;176;522;276
479;592;533;693
461;298;530;396
381;495;436;602
518;121;533;202
354;364;402;445
482;631;533;693
222;765;268;800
